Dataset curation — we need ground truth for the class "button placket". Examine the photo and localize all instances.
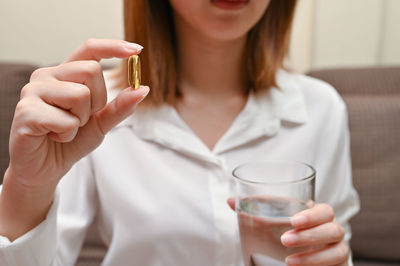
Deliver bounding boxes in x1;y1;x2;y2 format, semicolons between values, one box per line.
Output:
207;157;241;265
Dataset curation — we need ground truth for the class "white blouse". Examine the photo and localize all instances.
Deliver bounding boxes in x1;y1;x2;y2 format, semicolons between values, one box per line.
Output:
0;70;360;266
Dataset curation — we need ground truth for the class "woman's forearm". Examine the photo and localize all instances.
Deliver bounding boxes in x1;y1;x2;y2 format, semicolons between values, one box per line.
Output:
0;168;56;241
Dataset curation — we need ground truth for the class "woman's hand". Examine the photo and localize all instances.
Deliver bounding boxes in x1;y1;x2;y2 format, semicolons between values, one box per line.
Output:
0;39;149;240
281;203;349;266
227;199;349;266
8;38;148;188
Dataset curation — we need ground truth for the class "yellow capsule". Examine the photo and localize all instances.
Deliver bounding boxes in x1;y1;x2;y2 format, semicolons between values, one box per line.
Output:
128;54;141;89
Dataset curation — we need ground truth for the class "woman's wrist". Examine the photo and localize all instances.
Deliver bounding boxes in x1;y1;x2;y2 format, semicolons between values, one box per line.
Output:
0;167;56;241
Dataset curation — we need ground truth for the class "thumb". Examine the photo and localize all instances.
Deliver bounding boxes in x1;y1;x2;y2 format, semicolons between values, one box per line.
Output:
227;197;235;211
94;86;150;134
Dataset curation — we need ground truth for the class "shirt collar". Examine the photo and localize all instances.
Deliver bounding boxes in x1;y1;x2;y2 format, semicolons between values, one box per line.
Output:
111;70;308;160
272;69;309;124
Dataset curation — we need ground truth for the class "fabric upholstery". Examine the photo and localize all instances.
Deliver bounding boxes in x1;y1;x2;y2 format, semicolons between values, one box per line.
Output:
307;67;400;94
308;67;400;263
355;261;400;266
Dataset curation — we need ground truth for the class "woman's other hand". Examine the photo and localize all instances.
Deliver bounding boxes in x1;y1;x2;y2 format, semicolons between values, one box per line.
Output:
227;199;349;266
281;203;349;266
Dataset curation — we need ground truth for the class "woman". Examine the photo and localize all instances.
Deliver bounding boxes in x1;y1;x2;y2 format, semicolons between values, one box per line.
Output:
0;0;359;265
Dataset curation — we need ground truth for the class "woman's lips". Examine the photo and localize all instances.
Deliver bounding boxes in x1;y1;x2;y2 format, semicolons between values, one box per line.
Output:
211;0;249;10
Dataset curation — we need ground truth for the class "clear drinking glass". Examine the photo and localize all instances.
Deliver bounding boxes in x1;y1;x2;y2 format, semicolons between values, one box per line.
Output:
232;161;315;266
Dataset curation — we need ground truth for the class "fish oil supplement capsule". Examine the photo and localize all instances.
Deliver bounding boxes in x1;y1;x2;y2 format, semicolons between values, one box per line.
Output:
128;54;141;89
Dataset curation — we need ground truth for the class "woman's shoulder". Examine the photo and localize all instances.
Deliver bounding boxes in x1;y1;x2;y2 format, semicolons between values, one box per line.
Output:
277;69;347;114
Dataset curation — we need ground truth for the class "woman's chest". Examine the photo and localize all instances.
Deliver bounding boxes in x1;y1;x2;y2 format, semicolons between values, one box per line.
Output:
89;124;321;265
91;140;243;264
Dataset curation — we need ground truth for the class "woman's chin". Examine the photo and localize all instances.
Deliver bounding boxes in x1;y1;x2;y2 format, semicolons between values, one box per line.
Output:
199;23;250;43
205;31;248;43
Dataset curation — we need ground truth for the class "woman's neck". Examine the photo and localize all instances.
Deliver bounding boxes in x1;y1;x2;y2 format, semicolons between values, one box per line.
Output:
174;16;248;102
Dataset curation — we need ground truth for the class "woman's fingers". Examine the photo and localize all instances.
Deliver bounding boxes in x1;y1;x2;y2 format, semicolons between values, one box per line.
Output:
285;241;350;266
63;38;143;63
22;80;91;126
291;203;335;229
53;60;107;113
29;38;145;117
93;86;150;134
281;221;345;247
227;197;235;210
281;204;347;265
30;60;107;114
14;98;80;143
63;86;149;162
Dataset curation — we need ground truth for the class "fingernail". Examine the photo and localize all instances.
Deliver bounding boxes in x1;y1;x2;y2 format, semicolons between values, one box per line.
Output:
136;86;150;103
281;232;298;245
286;257;301;266
127;86;149;112
291;215;307;227
124;42;144;52
133;85;149;100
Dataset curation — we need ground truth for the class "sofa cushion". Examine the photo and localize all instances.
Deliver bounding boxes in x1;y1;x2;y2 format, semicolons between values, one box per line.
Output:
307;67;400;94
355;261;400;266
308;67;400;262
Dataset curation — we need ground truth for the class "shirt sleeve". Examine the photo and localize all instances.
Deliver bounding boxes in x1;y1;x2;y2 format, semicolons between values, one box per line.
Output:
314;98;360;262
0;186;59;265
0;155;99;266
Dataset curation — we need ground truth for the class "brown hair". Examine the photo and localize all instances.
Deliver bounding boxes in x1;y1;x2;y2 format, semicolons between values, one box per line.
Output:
116;0;298;106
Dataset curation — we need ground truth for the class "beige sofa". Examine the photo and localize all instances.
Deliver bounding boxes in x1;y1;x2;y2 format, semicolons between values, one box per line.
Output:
0;63;399;265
